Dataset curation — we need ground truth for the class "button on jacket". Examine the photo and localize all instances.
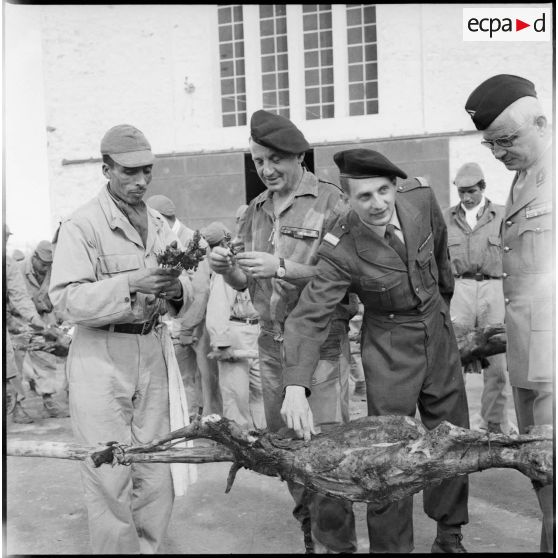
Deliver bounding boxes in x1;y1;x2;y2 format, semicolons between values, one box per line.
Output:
501;147;553;388
444;199;504;278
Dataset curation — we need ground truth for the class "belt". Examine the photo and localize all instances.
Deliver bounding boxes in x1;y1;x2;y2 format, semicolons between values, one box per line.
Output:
97;314;160;335
455;273;500;281
230;316;259;325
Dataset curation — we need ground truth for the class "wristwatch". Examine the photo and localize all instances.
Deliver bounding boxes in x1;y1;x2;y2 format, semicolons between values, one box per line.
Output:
275;257;286;278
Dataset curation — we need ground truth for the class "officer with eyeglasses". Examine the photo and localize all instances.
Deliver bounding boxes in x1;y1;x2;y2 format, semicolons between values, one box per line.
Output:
465;74;553;553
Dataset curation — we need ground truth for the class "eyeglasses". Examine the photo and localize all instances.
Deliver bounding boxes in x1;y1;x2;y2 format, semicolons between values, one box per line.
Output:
480;121;529;150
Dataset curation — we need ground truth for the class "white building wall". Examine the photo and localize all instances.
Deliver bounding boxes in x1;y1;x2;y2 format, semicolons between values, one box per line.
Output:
5;3;554;242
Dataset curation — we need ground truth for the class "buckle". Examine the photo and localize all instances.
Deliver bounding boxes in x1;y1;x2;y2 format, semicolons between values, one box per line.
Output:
141;313;160;335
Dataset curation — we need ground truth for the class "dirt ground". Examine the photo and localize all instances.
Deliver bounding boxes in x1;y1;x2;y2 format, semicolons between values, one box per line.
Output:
5;373;545;554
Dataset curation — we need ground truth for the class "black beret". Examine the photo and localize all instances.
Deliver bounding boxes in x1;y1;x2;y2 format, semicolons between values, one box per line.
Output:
333;148;407;180
250;109;310;154
465;74;537;130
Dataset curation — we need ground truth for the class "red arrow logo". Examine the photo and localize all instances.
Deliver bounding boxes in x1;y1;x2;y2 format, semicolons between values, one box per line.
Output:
516;18;530;31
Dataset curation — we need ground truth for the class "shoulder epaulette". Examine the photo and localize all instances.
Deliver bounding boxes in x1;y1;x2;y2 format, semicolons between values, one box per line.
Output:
396;176;430;192
318;178;344;195
322;214;350;248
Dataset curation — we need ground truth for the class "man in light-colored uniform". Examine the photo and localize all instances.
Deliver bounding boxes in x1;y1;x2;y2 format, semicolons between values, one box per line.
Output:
444;163;516;435
18;240;69;418
50;124;193;554
204;219;266;429
146;194;222;417
5;224;46;423
465;74;553;552
209;110;357;553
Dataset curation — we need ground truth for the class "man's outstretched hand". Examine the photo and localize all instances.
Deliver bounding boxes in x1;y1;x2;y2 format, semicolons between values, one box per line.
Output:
280;385;317;442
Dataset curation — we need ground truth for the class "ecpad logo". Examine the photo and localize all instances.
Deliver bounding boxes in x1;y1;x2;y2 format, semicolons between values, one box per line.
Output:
463;8;551;41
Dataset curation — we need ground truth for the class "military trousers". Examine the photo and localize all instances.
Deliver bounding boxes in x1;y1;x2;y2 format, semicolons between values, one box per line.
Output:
513;386;554;552
68;325;174;554
217;321;266;429
451;278;510;427
173;321;222;416
362;303;470;553
258;322;357;553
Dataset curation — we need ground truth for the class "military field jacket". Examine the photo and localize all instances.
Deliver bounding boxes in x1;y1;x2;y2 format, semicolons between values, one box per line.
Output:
50;185;192;328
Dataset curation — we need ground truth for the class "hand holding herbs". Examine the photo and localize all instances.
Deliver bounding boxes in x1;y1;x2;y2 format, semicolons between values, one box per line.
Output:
156;230;207;271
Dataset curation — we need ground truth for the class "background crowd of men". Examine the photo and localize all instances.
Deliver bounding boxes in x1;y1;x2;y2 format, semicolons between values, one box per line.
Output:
5;73;553;554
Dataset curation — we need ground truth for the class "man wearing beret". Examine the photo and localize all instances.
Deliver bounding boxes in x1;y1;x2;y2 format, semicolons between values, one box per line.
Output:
50;124;193;554
209;109;357;553
443;163;517;436
146;194;222;419
16;239;70;418
465;74;553;552
282;148;470;553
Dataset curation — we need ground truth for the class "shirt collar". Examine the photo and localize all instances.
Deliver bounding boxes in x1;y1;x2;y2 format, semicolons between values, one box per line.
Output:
255;168;318;208
359;207;401;237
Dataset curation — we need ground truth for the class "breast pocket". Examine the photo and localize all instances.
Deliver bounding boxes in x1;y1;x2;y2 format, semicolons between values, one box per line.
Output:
97;254;142;277
446;234;465;261
517;216;553;274
360;271;402;309
416;235;437;293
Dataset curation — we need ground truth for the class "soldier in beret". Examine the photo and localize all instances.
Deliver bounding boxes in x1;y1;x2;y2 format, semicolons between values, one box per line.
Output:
50;124;194;554
282;148;470;553
209;109;357;553
465;74;553;552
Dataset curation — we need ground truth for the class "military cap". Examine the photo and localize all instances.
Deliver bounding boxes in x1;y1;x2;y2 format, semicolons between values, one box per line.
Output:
333;148;407;179
454;162;485;188
146;194;176;217
465;74;537;130
34;240;53;263
11;249;25;262
100;124;155;167
250;110;310;154
201;221;231;247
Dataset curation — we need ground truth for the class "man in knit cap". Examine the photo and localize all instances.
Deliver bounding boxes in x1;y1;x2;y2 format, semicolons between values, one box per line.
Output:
465;74;553;552
204;218;266;430
147;194;222;418
209;110;357;553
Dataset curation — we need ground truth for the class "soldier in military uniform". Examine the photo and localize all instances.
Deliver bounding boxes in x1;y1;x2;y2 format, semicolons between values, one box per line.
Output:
465;74;553;553
209;109;357;553
282;148;469;553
